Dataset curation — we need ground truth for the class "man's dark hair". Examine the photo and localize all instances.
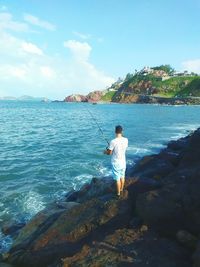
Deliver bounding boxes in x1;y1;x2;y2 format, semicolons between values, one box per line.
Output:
115;125;123;134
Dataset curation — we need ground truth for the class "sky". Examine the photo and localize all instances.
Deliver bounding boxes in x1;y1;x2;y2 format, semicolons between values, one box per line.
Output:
0;0;200;99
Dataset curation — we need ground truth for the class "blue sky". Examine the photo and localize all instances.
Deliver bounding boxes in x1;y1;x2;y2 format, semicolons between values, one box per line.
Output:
0;0;200;99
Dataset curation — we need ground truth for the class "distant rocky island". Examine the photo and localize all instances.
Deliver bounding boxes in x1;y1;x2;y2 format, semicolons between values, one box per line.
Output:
64;65;200;105
0;95;50;102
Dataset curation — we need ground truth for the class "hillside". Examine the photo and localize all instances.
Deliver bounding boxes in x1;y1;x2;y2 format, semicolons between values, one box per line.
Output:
63;65;200;104
111;75;200;103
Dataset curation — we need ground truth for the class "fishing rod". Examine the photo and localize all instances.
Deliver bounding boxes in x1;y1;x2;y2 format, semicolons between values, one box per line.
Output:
84;104;110;146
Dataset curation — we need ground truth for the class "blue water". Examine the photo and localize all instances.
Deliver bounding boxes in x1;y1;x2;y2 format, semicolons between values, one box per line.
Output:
0;101;200;252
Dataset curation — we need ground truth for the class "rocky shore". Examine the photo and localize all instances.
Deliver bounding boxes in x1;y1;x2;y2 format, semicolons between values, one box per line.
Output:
112;94;200;105
1;128;200;267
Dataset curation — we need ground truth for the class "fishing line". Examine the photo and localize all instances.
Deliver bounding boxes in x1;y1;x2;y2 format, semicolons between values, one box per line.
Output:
83;104;110;146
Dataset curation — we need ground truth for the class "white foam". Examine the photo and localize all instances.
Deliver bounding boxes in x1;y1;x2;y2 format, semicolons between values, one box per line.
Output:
163;124;199;132
72;174;93;190
22;191;45;218
127;146;151;154
96;165;112;176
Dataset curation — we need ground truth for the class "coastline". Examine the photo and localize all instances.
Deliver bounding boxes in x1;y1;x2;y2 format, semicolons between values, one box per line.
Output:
1;128;200;266
62;95;200;105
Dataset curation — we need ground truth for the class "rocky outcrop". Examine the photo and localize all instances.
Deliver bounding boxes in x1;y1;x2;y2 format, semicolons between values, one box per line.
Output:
112;93;200;105
64;91;105;103
64;94;87;102
86;90;104;103
2;128;200;267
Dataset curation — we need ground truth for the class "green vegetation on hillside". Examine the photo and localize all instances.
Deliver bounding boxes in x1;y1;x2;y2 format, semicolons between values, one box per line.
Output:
101;91;116;101
152;64;175;75
100;65;200;102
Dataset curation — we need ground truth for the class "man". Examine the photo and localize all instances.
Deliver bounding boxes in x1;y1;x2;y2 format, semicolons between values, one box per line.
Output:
104;125;128;197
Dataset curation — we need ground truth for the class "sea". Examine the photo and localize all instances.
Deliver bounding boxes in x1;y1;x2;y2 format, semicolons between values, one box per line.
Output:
0;101;200;252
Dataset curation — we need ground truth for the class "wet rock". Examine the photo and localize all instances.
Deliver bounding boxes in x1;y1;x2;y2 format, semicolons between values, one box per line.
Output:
130;154;174;180
0;263;14;267
55;201;79;210
8;192;131;267
67;177;116;202
129;217;142;229
167;138;189;152
136;164;200;237
65;190;79;202
193;241;200;267
2;222;25;237
176;230;198;250
158;149;180;166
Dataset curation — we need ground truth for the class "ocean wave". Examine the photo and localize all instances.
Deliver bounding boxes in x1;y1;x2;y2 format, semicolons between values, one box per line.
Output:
72;174;93;191
163;124;199;132
20;191;46;219
127;146;151;154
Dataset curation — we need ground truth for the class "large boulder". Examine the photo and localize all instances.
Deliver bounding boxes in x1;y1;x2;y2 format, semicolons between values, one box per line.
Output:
136;165;200;237
66;177;115;202
193;241;200;267
130;154;175;180
8;192;131;267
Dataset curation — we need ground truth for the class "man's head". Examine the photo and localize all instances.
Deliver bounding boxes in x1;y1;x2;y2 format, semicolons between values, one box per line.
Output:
115;125;123;134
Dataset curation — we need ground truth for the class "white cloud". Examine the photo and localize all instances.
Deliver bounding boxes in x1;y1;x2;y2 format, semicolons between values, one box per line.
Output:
0;12;29;32
182;59;200;74
23;13;56;31
21;42;43;55
64;40;92;61
73;31;91;40
0;13;114;99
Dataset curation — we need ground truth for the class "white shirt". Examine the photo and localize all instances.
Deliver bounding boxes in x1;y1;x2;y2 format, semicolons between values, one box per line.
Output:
108;136;128;168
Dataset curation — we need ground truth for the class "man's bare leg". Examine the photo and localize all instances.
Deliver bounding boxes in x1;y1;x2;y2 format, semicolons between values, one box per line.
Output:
116;180;121;196
120;177;125;192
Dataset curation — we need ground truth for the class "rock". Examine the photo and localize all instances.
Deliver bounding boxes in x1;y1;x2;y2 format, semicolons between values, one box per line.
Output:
86;90;104;102
176;230;198;250
136;164;200;237
130;154;175;180
167;138;189;152
63;90;105;103
0;263;14;267
66;177;115;202
8;193;131;267
55;201;79;210
129;216;143;229
2;222;25;237
136;186;184;236
65;190;79;202
64;94;87;102
193;241;200;267
61;229;191;267
158;149;180;166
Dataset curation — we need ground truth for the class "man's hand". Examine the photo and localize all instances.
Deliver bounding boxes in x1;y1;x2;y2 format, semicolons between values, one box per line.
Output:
103;149;112;155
